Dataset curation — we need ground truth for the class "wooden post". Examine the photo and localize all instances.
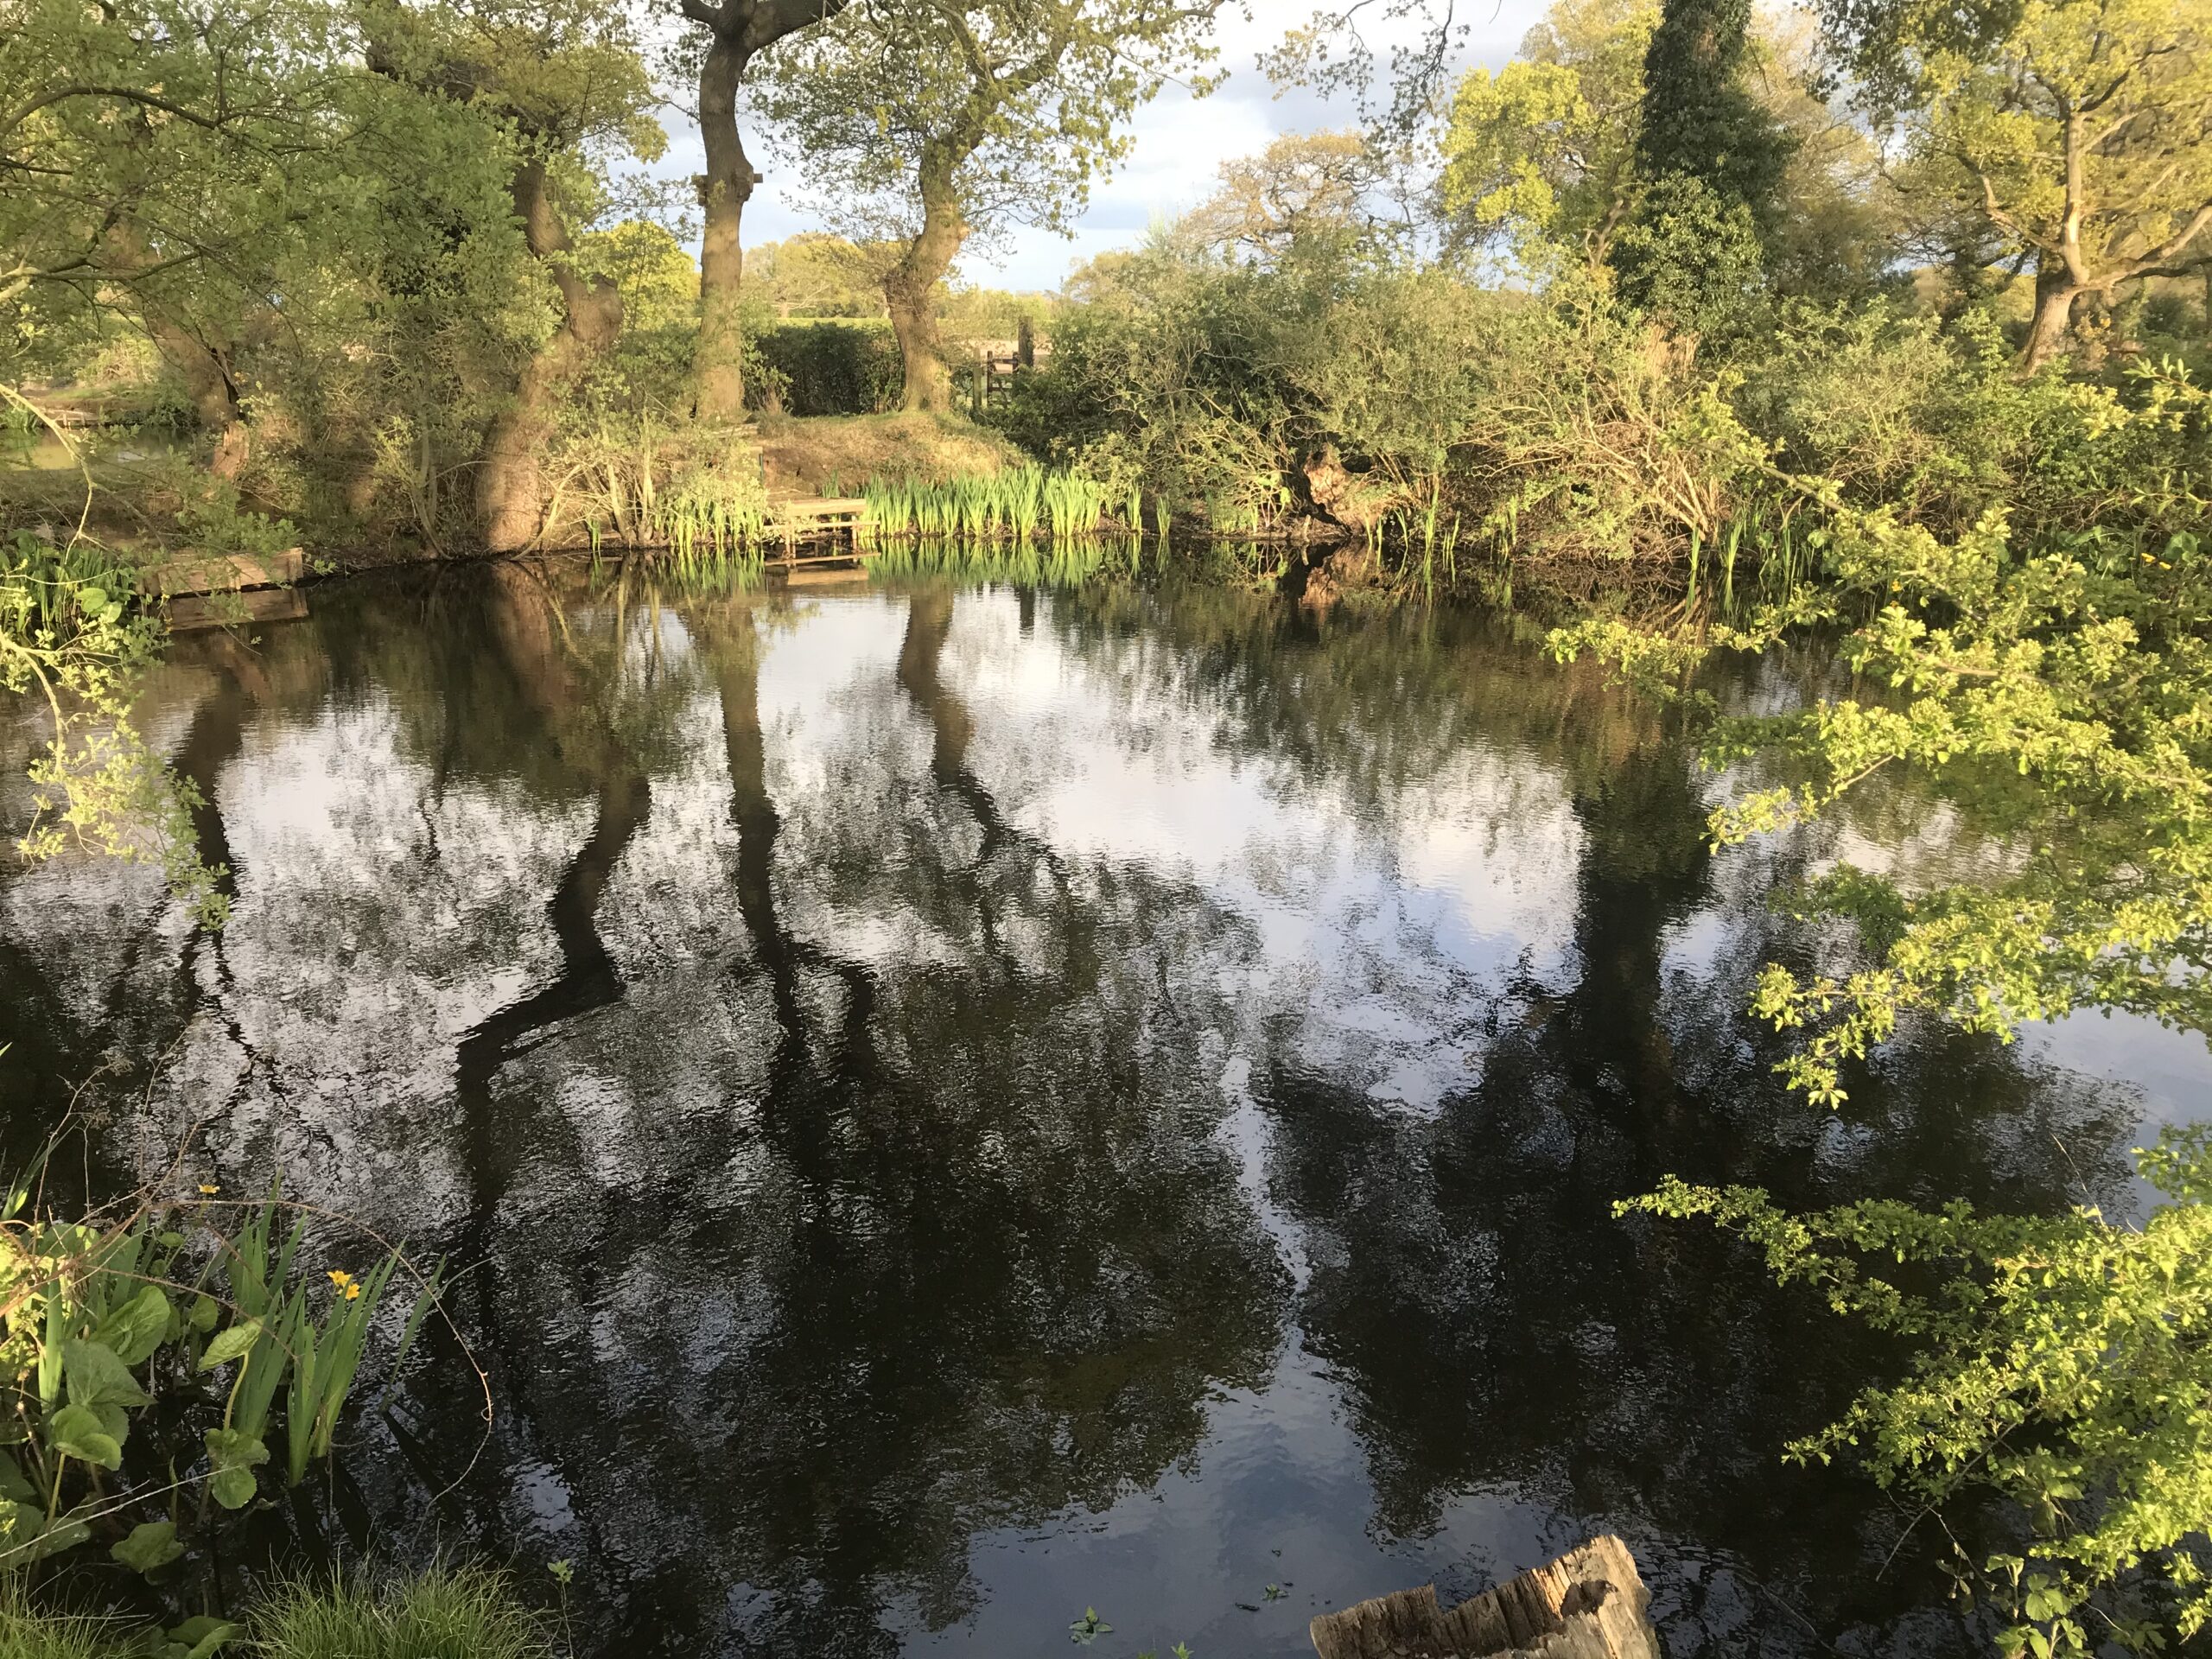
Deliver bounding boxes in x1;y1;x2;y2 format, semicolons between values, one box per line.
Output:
1016;314;1035;369
1308;1536;1662;1659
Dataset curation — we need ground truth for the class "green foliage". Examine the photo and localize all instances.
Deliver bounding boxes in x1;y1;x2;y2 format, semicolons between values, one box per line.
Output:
1439;0;1655;265
1607;171;1770;336
1624;1123;2212;1656
1631;0;1793;227
754;323;905;417
0;1166;442;1573
0;1569;548;1659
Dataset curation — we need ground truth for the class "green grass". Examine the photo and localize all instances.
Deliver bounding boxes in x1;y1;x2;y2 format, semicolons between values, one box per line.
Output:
0;1567;556;1659
253;1566;555;1659
0;1586;117;1659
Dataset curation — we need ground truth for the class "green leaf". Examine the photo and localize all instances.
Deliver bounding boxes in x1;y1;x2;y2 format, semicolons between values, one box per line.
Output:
62;1336;149;1409
198;1319;262;1370
95;1285;173;1367
204;1426;266;1510
22;1513;92;1560
0;1459;38;1504
188;1296;219;1334
207;1465;257;1511
48;1403;122;1470
111;1518;182;1574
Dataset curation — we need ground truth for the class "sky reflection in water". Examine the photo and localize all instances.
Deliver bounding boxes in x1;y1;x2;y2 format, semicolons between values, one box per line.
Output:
0;563;2201;1658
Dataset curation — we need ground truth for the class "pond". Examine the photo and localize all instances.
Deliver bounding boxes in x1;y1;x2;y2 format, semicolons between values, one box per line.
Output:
1;562;2203;1657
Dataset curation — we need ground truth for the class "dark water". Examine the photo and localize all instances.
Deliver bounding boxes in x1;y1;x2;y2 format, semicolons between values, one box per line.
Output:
2;563;2204;1657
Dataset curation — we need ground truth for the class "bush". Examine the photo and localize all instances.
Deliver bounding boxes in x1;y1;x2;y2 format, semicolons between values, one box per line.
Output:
753;322;903;416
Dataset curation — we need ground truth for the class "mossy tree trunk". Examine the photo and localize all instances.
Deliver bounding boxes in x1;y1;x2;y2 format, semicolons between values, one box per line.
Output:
478;157;625;552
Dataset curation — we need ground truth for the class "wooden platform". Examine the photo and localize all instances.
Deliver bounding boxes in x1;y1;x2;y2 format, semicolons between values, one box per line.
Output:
140;547;304;598
1308;1536;1661;1659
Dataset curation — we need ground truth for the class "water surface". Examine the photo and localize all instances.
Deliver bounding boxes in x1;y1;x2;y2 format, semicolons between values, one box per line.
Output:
1;563;2200;1657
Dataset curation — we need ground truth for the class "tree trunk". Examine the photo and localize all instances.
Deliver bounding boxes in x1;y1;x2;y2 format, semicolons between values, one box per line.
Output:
2022;260;2080;372
883;159;968;413
694;30;758;423
478;157;625;552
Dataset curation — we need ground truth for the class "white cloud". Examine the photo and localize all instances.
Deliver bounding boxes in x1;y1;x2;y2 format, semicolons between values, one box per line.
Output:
652;0;1549;291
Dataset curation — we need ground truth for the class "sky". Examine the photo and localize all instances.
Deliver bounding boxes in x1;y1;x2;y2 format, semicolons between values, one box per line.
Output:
656;0;1549;293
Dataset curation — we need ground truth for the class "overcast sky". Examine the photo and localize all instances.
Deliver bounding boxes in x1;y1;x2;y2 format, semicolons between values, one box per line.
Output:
662;0;1550;292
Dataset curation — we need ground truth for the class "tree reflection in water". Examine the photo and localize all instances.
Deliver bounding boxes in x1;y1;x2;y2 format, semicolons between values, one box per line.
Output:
0;564;2178;1657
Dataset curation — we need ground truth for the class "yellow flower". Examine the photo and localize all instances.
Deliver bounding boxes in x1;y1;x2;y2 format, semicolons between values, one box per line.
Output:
344;1283;361;1301
198;1184;219;1196
327;1269;354;1291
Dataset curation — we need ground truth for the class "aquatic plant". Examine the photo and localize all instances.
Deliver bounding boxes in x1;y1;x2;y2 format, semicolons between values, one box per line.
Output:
0;1153;447;1571
861;467;1112;544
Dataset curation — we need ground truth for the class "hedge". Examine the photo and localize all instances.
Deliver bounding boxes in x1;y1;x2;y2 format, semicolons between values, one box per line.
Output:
754;321;904;416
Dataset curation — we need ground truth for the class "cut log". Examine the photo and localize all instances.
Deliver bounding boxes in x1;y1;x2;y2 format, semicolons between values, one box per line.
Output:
140;547;304;597
167;588;308;632
1309;1536;1661;1659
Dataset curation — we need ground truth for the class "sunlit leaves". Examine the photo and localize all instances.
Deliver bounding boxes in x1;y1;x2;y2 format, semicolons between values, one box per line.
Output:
1624;1123;2212;1655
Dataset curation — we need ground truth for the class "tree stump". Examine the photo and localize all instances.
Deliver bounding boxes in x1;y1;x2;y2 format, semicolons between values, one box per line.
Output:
1308;1536;1661;1659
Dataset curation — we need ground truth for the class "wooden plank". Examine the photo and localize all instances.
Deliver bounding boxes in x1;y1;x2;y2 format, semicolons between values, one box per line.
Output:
167;588;308;632
140;546;304;597
1308;1536;1661;1659
779;566;872;588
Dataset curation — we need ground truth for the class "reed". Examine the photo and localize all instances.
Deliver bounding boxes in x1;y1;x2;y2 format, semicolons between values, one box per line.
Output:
861;467;1111;544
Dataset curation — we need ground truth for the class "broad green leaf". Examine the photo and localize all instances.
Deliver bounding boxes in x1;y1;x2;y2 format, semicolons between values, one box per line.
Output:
62;1336;149;1409
21;1513;92;1560
198;1319;262;1370
207;1465;257;1511
47;1404;121;1471
169;1617;240;1659
111;1518;183;1574
95;1285;173;1367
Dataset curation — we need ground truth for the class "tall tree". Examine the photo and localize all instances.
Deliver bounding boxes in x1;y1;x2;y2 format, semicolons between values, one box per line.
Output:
1823;0;2212;369
367;0;663;549
756;0;1226;411
1439;0;1657;270
1181;130;1390;264
670;0;851;422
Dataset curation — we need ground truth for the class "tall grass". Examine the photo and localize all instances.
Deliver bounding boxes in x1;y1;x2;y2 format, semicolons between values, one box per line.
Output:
0;1582;115;1659
859;467;1114;544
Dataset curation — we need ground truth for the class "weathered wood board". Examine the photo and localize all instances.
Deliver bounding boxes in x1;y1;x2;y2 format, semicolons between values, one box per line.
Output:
1309;1536;1661;1659
779;565;872;588
167;588;308;632
141;547;304;597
